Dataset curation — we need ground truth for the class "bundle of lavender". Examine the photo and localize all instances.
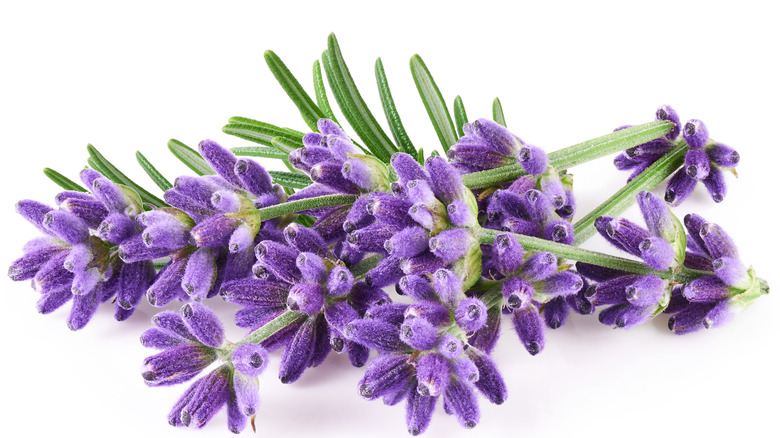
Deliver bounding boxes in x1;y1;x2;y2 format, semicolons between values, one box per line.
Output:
8;34;768;435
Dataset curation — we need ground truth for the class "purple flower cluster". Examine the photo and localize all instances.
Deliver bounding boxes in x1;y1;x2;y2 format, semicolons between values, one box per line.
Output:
8;104;764;436
9;171;155;328
614;105;740;205
579;191;764;331
141;303;268;432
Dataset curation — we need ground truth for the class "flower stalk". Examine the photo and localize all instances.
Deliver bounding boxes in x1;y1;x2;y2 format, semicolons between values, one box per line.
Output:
572;142;687;244
462;120;674;189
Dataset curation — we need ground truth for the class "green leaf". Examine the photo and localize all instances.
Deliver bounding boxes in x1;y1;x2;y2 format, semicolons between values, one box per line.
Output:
231;146;289;160
268;171;312;189
136;151;173;191
409;54;458;151
223;121;304;149
228;117;305;139
257;194;356;221
269;136;303;154
416;147;425;164
312;60;339;124
168;139;214;176
492;97;506;127
87;144;168;207
43;168;87;192
264;50;325;131
454;95;468;137
325;33;397;162
375;57;416;156
294;214;316;227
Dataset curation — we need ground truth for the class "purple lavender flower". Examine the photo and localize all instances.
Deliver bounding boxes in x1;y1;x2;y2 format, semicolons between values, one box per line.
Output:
9;171;157;328
664;214;766;334
142;304;269;433
348;154;482;292
135;140;286;306
351;296;507;434
221;224;381;381
613;105;739;205
583;194;765;332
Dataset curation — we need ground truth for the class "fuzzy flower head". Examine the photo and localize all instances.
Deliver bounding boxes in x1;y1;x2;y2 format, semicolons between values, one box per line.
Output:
8;170;157;329
485;232;587;355
141;303;269;433
220;224;390;383
346;296;507;435
289;118;391;196
613;105;740;205
349;153;482;292
126;140;287;306
447;118;547;176
581;192;766;332
664;213;767;334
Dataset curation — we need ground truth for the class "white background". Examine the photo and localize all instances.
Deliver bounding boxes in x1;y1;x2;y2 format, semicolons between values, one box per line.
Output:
1;1;779;437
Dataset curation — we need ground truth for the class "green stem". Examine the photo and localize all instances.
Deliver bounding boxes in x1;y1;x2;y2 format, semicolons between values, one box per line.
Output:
572;143;687;244
256;194;356;220
462;121;674;189
240;310;306;344
476;227;700;282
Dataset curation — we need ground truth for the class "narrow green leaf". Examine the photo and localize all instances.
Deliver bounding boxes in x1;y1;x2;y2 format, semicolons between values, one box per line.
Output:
87;145;168;207
228;117;305;139
231;146;289;160
136;151;173;191
313;60;339;124
375;57;416;156
325;33;397;162
168;139;214;176
270;136;303;155
87;156;114;180
268;171;312;189
454;95;468;137
264;50;325;131
294;214;316;227
492;97;506;127
416;147;425;164
321;50;373;157
409;54;458;151
257;194;356;221
223;122;304;149
43;168;87;192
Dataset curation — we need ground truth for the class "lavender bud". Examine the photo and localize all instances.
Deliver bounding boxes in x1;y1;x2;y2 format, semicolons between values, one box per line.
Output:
391;153;430;186
429;228;475;263
521;251;558;282
327;266;354;297
682;119;709;149
140;328;184;350
493;232;524;276
656;105;681;140
433;269;465;308
198;139;243;186
191;215;241;248
683;275;734;302
455;298;487;332
182;248;217;299
398;275;438;302
181;302;224;348
502;276;534;310
444;379;480;429
668;302;717;335
518;143;549;176
406;383;436;435
512;305;545;356
447;200;477;228
400;318;438;350
284;223;327;256
639;236;676;270
42;210;89;245
345;319;406;352
385;226;430;258
255;241;301;284
685;148;711;181
279;317;317;384
664;168;696;206
232;344;269;377
543;296;569;329
706;142;740;168
625;274;665;307
142;345;218;387
712;256;749;288
341;154;390;192
702;166;727;203
424;155;470;205
234;158;273;196
359;354;414;400
699;221;739;260
67;290;100;331
584;275;638;306
286;282;325;314
416;353;451;397
468;351;507;405
436;334;464;359
232;370;260;419
637;191;675;242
